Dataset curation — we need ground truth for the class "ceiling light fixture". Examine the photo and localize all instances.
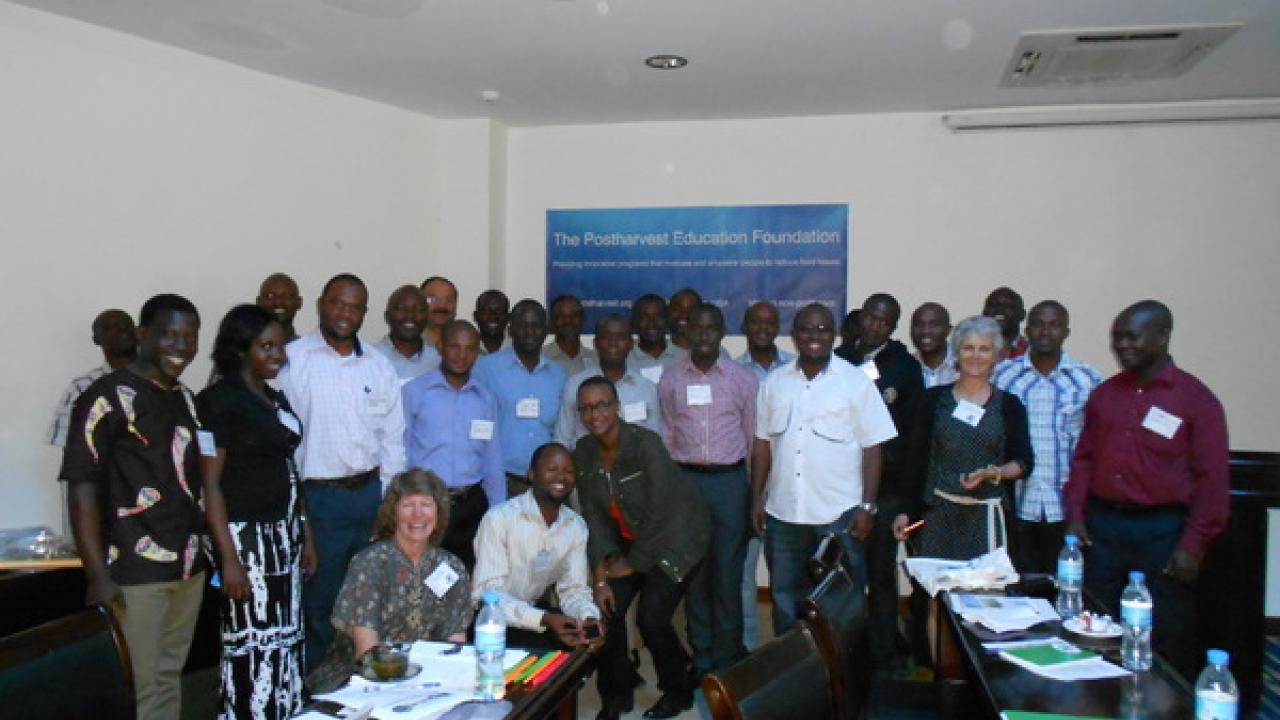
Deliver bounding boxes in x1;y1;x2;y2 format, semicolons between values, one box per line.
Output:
645;54;688;70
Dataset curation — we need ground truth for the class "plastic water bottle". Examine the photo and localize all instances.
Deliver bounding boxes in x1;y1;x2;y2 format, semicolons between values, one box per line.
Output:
1120;571;1153;671
1055;534;1084;620
475;590;506;700
1194;649;1239;719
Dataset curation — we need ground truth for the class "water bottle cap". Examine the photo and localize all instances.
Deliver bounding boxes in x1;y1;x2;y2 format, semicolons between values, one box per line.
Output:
1129;570;1144;582
483;590;499;604
1064;535;1078;546
1207;648;1229;665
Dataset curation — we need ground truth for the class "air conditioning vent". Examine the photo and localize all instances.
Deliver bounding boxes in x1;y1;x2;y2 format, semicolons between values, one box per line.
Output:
1000;23;1241;87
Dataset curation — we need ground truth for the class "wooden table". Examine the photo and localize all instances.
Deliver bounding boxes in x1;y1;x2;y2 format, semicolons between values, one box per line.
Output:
934;589;1193;718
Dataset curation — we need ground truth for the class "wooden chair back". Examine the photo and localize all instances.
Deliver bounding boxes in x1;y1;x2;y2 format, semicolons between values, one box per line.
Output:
800;543;870;719
701;621;835;720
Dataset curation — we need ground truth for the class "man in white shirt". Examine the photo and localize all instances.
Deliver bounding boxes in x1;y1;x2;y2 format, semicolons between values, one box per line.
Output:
554;313;660;446
472;442;602;649
751;303;897;633
277;273;406;668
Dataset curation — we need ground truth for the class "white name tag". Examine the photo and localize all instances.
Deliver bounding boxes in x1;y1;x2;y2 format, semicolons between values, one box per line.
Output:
952;399;985;427
531;549;554;576
861;362;880;381
276;408;301;435
516;397;540;419
196;430;218;457
470;419;495;440
364;393;389;414
623;401;647;423
686;384;713;406
425;563;460;598
639;365;664;384
1141;405;1183;440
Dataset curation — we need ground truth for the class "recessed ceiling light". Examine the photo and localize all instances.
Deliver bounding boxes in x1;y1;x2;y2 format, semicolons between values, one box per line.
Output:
645;54;688;70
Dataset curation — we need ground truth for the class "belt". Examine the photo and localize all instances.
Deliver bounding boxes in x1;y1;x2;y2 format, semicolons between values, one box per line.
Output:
448;483;482;502
1087;496;1187;517
934;489;1007;553
307;468;378;489
678;459;745;474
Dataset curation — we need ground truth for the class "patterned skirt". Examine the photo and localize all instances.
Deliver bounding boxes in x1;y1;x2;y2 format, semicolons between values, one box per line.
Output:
219;514;304;720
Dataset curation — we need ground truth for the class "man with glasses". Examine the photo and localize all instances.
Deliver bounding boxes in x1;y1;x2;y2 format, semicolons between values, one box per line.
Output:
751;303;896;632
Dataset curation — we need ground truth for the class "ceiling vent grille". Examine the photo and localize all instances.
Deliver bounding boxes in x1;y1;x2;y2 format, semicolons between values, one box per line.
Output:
1000;23;1242;87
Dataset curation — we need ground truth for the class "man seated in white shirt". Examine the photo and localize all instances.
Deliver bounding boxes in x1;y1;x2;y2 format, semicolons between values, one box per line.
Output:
472;442;603;649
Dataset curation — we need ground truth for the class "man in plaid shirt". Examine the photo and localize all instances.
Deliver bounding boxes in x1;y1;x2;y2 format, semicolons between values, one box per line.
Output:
993;300;1101;575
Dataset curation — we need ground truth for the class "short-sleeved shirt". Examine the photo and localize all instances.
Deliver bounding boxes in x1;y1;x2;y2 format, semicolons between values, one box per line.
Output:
196;377;303;523
47;363;112;447
59;367;209;584
755;356;897;525
473;349;567;476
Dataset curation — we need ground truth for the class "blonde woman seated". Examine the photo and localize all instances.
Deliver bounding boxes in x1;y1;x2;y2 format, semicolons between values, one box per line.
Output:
308;469;471;692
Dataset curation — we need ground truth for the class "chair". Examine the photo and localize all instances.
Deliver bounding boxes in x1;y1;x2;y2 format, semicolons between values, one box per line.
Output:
0;603;135;719
799;541;871;719
701;621;836;720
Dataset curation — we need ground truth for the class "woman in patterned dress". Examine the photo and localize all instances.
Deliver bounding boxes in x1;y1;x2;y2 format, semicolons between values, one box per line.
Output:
893;315;1034;560
306;469;472;693
199;304;317;720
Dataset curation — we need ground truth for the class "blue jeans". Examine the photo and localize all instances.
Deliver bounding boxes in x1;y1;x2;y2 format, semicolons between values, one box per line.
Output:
764;508;867;635
740;537;763;650
684;465;749;673
302;476;381;671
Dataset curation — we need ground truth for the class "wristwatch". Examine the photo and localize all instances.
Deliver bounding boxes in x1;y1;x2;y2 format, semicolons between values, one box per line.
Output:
858;502;878;516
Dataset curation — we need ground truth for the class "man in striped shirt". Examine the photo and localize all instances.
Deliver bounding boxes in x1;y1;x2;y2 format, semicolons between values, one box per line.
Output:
993;300;1101;575
47;309;137;448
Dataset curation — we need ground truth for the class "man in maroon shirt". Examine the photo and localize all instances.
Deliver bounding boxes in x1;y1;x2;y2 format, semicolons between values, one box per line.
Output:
1063;300;1228;679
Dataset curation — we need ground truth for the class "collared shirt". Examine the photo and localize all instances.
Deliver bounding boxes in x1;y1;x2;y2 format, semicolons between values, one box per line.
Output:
755;356;897;524
999;335;1030;361
1063;362;1229;557
58;368;208;584
479;337;511;356
735;348;794;383
47;362;112;447
543;341;598;378
472;490;599;631
994;352;1102;522
554;364;660;446
474;349;567;476
659;353;758;466
277;331;406;485
372;335;441;384
627;344;688;386
402;369;505;508
913;350;959;389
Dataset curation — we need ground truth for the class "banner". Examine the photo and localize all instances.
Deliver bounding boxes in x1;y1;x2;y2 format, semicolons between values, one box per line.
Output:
546;203;847;333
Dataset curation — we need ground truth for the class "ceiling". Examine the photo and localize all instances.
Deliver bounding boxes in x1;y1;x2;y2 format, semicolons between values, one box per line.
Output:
13;0;1280;127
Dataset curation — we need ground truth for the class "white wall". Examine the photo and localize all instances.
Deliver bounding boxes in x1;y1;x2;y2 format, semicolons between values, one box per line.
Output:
504;113;1280;453
0;5;445;530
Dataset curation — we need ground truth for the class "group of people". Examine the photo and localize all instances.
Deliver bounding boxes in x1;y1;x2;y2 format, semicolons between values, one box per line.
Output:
51;274;1229;720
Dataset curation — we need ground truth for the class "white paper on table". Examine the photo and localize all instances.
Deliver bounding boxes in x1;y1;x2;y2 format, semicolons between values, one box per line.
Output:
998;651;1131;681
949;594;1059;633
904;547;1020;597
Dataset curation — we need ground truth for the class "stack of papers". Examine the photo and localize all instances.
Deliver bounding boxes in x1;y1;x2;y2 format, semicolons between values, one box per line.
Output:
997;638;1130;681
949;593;1058;633
905;547;1020;596
313;641;530;719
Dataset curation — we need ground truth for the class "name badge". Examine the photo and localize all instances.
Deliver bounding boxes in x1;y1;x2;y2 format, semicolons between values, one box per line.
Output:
277;408;301;435
364;393;389;414
1141;405;1183;440
470;419;495;440
952;399;985;427
531;549;554;576
686;384;713;406
516;397;540;419
196;430;218;457
623;401;647;423
425;563;460;598
861;362;880;381
639;365;664;384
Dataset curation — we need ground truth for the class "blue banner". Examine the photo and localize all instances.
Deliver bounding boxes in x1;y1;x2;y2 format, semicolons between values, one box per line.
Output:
546;203;848;334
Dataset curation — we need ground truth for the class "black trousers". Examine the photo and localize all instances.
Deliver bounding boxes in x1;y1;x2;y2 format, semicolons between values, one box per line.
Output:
1012;518;1066;576
866;496;907;670
441;485;488;572
596;568;696;708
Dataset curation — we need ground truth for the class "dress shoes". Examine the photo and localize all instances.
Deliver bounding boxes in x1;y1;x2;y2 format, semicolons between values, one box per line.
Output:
642;691;693;719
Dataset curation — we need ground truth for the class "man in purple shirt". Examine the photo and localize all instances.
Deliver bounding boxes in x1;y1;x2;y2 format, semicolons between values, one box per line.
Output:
402;320;504;570
658;303;758;674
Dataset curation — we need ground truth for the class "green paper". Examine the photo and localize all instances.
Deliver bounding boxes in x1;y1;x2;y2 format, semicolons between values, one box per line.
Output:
1003;642;1098;667
1001;711;1114;720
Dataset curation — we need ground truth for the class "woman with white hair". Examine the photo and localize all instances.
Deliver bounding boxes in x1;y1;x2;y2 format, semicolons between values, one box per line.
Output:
893;315;1033;560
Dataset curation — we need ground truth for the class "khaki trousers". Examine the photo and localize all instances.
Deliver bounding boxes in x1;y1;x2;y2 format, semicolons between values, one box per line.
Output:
118;573;206;720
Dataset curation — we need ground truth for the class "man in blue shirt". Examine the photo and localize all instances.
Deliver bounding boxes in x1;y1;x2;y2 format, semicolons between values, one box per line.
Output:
475;299;567;498
994;300;1102;575
402;320;504;570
